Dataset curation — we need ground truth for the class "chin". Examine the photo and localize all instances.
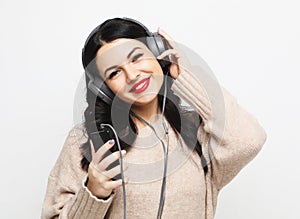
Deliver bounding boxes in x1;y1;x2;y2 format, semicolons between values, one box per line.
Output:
131;92;158;106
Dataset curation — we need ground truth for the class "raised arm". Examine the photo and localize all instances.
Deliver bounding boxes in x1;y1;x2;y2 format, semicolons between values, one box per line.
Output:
157;28;267;190
171;68;267;190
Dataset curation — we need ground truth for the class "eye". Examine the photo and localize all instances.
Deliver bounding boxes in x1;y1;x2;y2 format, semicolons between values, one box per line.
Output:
108;70;120;79
131;53;144;62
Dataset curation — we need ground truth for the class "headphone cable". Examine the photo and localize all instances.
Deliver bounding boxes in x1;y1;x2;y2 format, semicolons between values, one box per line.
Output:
130;73;169;218
99;74;169;219
129;111;169;219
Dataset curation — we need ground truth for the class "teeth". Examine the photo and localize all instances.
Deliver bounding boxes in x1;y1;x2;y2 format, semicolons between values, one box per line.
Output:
135;81;146;90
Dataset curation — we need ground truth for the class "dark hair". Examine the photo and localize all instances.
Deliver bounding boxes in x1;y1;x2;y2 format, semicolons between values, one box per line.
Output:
80;17;208;174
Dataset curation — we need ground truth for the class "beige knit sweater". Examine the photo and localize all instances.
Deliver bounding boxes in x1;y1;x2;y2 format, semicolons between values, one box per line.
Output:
41;69;267;219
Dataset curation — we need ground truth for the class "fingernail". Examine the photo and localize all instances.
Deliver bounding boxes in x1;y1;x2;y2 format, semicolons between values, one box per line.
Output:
125;177;129;183
121;150;126;155
109;139;115;144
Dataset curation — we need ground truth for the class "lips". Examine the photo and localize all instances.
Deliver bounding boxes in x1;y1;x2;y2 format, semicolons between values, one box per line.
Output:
129;76;151;93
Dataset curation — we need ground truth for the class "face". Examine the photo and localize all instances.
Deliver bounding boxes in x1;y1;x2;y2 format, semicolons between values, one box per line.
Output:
95;38;164;106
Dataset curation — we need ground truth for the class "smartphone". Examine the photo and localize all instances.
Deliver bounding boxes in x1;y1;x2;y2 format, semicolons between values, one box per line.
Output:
90;126;121;180
90;126;118;153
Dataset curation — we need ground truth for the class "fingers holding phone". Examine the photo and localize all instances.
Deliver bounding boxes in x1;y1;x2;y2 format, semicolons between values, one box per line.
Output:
87;139;128;199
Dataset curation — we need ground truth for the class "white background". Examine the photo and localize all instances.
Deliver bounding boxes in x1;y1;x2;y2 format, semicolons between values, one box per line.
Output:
1;0;299;218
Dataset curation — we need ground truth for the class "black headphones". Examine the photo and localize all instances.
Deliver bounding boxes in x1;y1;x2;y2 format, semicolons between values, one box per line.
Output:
82;17;169;105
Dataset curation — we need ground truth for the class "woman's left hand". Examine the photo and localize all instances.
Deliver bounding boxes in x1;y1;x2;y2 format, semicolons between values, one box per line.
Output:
157;28;191;80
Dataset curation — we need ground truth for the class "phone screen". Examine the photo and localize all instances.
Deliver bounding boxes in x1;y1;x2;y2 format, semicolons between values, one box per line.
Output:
90;127;121;180
90;127;118;153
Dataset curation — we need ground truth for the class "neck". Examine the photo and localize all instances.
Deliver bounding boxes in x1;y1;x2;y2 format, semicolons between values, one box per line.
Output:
130;97;161;128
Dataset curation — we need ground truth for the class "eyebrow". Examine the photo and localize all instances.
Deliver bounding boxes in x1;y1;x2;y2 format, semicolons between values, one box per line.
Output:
104;47;142;76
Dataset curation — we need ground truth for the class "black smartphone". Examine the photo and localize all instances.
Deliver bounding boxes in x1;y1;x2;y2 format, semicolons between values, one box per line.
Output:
90;126;118;153
90;126;121;180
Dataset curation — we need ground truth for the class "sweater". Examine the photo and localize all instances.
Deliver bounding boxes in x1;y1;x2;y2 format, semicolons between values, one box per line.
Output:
41;69;267;219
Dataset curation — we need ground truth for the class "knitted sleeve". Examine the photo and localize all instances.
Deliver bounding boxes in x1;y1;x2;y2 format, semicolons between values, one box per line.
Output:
41;126;115;219
171;67;267;190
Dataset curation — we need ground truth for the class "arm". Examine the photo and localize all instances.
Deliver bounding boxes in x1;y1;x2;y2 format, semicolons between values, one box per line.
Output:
41;125;115;219
171;67;267;190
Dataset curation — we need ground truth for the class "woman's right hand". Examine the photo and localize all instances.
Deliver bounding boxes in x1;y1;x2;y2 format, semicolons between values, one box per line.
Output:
87;139;128;199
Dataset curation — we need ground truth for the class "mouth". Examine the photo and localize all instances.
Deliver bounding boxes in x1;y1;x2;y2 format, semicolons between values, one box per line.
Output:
129;76;151;93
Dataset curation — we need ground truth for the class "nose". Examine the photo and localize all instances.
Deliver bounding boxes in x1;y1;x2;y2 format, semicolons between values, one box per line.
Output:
122;64;141;83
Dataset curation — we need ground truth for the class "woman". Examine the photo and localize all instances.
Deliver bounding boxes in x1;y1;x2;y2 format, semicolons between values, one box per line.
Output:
42;17;267;219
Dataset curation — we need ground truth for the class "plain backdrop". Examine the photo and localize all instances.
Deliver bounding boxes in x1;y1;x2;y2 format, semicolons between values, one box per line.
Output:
1;0;299;218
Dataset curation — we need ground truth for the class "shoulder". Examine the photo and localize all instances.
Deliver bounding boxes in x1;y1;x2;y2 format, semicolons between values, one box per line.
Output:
50;124;87;181
68;122;88;146
62;122;90;166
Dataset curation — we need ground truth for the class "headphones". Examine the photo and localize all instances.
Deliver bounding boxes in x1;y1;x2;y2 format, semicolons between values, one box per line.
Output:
82;17;169;105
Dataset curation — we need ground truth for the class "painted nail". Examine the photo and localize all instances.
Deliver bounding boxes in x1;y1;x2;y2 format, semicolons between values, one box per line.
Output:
121;150;126;155
109;139;115;144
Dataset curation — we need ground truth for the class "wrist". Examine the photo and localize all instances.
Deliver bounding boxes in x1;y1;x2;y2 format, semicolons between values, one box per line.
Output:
86;177;111;200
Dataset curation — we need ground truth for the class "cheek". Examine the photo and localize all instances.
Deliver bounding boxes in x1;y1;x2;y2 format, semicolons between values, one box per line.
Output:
106;80;122;94
144;60;164;75
153;60;164;74
138;57;162;70
153;74;164;90
106;77;129;98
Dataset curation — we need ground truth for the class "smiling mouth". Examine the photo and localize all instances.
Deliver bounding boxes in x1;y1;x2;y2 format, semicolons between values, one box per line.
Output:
129;76;151;93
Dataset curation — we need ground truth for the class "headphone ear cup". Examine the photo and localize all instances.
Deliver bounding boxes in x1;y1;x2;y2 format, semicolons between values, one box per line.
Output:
153;32;168;55
147;32;170;69
93;76;115;105
86;71;115;105
146;32;167;57
84;59;115;106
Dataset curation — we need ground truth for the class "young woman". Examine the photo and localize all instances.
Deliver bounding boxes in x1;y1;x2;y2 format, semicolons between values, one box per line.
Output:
42;17;267;219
